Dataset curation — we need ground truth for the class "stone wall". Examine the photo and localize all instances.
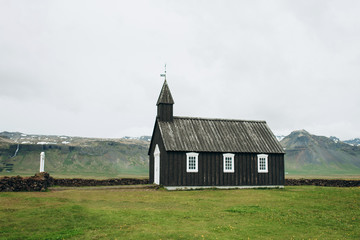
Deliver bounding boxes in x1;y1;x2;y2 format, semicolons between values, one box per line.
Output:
1;173;359;191
285;179;360;187
0;172;53;192
53;178;149;187
0;172;149;192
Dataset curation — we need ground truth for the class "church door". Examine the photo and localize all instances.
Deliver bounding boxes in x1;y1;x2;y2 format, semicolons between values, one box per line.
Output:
154;145;160;185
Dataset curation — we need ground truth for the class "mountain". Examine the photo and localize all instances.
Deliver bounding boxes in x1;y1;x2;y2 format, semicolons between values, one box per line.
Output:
276;135;286;141
0;131;152;146
123;136;151;142
0;132;150;178
280;130;360;176
343;138;360;147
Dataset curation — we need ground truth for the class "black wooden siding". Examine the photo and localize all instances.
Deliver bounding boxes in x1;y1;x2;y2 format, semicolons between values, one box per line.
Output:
157;104;173;122
160;151;284;186
149;122;167;183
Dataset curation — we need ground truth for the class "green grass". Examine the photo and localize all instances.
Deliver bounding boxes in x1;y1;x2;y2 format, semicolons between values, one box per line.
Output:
0;171;148;179
286;173;360;180
285;164;360;177
1;186;359;239
285;167;360;179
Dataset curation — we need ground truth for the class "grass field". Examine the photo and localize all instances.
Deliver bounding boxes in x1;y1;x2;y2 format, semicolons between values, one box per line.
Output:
0;172;150;179
0;186;359;239
285;168;360;179
0;171;149;179
285;173;360;180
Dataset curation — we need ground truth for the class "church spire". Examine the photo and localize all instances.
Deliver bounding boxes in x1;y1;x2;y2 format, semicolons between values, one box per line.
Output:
157;80;174;122
157;80;174;105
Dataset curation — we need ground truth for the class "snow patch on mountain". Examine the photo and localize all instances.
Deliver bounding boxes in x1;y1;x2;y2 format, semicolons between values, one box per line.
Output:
276;135;286;141
344;138;360;146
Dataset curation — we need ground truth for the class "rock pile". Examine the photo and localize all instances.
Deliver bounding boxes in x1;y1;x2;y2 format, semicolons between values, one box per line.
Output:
285;179;360;187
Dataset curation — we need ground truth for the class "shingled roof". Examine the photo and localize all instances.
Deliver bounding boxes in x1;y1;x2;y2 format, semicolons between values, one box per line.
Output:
157;116;284;154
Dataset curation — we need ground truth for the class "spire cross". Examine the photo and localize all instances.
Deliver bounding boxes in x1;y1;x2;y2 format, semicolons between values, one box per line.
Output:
160;64;167;80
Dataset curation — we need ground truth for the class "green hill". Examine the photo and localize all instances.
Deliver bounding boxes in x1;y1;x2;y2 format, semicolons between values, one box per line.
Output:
0;132;150;178
2;130;360;179
281;130;360;177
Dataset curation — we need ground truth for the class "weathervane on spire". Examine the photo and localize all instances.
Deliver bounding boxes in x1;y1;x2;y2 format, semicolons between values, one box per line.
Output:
160;64;166;80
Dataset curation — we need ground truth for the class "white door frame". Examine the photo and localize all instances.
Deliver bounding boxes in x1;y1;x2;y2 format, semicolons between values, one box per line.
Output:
154;144;160;185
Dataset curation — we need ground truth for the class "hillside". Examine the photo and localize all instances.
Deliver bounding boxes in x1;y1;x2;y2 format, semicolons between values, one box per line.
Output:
281;130;360;176
0;137;12;148
2;130;360;178
0;132;151;178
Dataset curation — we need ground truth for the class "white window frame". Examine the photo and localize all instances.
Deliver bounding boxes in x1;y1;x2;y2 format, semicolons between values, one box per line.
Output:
186;152;199;173
257;154;268;173
223;153;235;173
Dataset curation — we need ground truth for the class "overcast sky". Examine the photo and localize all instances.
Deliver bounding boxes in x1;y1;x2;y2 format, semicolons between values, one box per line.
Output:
1;0;359;140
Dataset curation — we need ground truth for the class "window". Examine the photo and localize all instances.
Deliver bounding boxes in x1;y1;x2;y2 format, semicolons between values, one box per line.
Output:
223;153;235;173
186;152;199;172
257;154;268;173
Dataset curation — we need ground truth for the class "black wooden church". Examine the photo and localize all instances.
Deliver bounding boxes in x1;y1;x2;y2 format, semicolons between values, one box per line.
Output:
148;80;285;190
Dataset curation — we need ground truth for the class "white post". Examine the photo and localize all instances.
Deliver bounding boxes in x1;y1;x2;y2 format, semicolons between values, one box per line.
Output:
40;152;45;172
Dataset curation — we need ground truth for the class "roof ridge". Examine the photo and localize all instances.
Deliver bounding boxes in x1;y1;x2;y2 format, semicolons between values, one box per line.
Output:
173;116;266;123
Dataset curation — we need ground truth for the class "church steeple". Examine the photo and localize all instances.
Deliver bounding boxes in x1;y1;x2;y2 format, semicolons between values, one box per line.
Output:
157;80;174;122
157;80;174;105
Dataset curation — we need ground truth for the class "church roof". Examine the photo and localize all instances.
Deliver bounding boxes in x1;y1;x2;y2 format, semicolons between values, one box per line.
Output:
156;80;174;105
157;116;284;154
